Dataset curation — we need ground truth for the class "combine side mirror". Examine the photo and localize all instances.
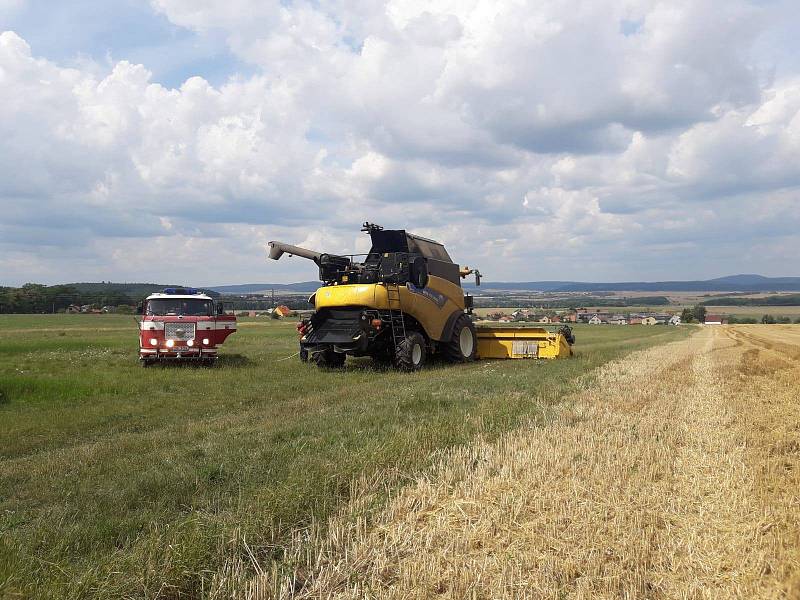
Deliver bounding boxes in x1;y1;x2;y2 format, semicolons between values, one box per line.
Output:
216;303;225;315
464;295;474;313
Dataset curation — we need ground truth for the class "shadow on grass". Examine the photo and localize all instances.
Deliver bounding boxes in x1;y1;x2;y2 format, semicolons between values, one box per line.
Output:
141;354;253;368
214;354;253;367
344;358;394;372
333;355;470;373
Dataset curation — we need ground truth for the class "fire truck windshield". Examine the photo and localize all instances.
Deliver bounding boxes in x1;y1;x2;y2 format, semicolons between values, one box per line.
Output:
147;299;213;316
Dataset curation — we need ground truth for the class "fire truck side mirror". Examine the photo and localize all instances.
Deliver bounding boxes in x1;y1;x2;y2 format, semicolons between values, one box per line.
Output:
136;302;144;315
216;303;225;315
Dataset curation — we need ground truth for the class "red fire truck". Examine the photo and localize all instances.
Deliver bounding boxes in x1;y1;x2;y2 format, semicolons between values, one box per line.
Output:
137;288;236;366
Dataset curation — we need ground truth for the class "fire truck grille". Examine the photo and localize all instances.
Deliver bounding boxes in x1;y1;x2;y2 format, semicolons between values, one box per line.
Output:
165;322;196;341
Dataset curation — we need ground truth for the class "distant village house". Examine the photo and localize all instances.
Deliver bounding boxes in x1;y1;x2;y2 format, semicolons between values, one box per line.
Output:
272;305;292;317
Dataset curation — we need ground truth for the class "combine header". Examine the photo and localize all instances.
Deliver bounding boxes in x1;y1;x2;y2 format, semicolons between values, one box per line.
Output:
475;326;574;359
268;223;573;370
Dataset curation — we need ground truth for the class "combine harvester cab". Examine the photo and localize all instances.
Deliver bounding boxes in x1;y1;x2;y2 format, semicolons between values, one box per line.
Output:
267;223;574;370
137;288;236;366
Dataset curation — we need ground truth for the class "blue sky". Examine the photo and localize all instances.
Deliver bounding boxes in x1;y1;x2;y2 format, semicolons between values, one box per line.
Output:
1;0;250;87
0;0;798;286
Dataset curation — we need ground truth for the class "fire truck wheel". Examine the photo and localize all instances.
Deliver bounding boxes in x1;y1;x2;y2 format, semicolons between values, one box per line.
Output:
313;349;346;368
203;358;217;367
140;359;152;368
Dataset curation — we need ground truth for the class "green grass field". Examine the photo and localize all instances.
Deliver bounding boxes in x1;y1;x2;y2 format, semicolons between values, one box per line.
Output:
0;315;690;599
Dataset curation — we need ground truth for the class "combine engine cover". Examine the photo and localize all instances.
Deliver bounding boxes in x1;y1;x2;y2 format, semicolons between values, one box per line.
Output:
137;288;236;366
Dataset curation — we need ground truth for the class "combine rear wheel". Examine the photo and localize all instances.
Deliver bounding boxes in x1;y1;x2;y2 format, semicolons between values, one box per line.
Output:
313;349;346;368
395;332;426;371
444;314;477;362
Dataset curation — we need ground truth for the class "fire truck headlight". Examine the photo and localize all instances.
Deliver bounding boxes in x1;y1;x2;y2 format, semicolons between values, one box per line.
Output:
166;339;175;348
202;338;210;345
150;338;158;346
187;339;194;347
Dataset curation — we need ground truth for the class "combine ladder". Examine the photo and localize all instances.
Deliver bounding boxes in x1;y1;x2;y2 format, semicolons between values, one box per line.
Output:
386;284;407;352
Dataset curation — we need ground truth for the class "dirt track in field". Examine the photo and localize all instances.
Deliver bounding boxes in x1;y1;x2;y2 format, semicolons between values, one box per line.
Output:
249;326;800;599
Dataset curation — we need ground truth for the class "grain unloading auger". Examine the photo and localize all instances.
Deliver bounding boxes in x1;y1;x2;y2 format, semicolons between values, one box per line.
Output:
267;223;573;370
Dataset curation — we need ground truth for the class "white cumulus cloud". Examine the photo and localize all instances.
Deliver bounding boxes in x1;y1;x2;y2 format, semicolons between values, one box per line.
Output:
1;0;799;285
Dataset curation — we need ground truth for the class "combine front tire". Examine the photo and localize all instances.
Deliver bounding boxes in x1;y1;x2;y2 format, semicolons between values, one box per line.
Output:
444;314;477;362
313;349;346;368
395;332;427;371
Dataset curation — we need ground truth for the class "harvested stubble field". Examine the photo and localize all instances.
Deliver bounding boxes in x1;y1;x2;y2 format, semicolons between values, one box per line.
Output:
250;325;800;599
0;315;686;599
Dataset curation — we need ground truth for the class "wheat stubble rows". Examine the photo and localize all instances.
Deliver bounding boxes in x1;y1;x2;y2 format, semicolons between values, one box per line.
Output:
250;326;800;599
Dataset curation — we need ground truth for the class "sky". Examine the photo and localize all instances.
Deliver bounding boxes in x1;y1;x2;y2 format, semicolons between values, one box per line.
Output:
0;0;798;286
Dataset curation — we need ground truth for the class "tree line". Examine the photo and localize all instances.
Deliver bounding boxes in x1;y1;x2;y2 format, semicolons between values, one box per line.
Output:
680;305;800;324
700;294;800;306
0;284;133;314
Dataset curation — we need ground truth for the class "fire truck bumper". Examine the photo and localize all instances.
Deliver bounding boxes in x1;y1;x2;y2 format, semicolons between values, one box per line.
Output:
139;348;217;361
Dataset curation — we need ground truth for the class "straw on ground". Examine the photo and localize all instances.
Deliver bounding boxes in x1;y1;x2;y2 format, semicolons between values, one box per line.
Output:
249;325;800;599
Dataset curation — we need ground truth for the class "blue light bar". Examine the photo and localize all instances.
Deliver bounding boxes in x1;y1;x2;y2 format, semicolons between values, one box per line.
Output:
162;287;202;295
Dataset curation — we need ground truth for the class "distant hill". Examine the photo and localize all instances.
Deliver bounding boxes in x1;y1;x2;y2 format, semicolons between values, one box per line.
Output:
208;275;800;294
465;274;800;293
208;282;322;294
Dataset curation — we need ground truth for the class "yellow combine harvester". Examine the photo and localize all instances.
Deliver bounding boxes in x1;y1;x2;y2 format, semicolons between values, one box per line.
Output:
268;223;573;370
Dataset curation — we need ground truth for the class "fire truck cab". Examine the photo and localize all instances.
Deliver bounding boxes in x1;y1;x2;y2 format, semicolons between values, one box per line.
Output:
137;288;236;366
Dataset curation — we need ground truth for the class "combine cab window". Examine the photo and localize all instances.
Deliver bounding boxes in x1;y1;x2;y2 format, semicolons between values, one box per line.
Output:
409;238;452;262
147;299;213;316
368;230;409;254
368;229;453;263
